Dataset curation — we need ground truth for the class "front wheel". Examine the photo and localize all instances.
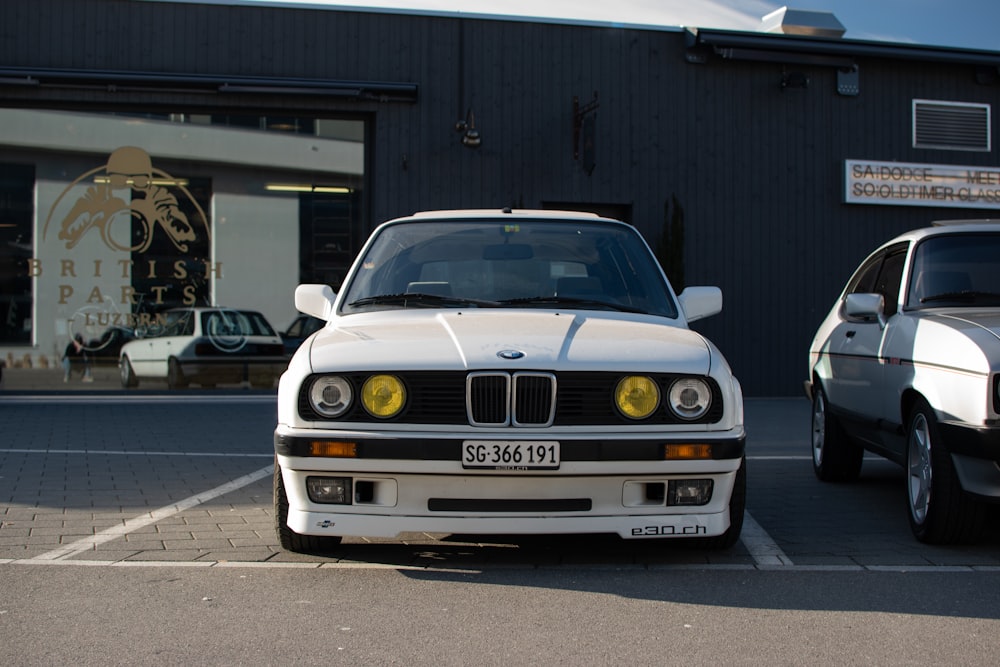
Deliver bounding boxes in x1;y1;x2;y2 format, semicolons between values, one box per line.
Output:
906;398;984;544
811;385;863;482
698;456;746;550
120;356;138;388
274;462;343;553
167;357;188;390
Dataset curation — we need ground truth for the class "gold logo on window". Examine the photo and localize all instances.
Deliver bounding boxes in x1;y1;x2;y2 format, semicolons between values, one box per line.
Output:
43;146;209;253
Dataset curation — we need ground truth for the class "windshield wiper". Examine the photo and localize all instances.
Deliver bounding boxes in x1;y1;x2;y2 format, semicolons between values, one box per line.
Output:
498;295;647;314
348;293;499;308
920;290;1000;305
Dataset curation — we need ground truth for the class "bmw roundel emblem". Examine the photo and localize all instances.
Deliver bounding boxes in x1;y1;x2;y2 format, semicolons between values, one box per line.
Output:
497;349;525;360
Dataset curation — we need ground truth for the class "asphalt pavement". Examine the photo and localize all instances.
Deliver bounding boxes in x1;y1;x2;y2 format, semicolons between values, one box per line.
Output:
3;385;1000;666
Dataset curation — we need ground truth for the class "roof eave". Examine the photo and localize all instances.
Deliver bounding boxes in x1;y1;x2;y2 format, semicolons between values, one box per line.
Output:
685;27;1000;67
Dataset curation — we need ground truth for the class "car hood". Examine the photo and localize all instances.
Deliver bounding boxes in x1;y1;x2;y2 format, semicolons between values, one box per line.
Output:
305;310;713;374
931;311;1000;341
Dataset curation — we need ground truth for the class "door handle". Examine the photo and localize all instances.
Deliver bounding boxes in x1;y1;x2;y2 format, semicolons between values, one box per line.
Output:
845;330;856;339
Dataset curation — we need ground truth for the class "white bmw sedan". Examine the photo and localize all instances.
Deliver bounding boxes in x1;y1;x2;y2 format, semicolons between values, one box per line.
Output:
807;221;1000;544
274;209;745;552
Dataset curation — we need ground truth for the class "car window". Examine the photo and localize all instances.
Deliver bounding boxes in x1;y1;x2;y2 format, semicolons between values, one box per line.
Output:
285;316;322;338
162;310;194;337
846;255;883;295
844;243;907;317
201;310;276;337
874;248;906;317
339;219;679;318
285;318;305;337
303;317;324;336
906;233;1000;309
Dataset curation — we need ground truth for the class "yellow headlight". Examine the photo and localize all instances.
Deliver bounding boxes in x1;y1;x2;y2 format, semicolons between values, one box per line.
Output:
361;374;406;418
615;375;660;420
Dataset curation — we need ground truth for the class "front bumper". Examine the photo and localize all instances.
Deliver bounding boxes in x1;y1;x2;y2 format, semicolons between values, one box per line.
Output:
938;421;1000;461
283;502;733;541
275;425;745;539
939;421;1000;499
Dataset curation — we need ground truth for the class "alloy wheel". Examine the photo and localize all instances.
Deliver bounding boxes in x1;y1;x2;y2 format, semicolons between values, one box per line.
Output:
907;412;933;525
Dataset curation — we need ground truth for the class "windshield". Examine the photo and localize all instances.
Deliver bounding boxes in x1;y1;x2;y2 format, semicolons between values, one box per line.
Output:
339;219;678;318
906;233;1000;309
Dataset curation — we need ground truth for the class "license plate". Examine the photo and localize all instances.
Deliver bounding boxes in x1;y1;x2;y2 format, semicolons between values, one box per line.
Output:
462;441;560;470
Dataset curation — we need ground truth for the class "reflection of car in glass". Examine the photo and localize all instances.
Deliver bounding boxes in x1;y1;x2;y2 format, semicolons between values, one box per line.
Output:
119;307;286;389
76;326;137;366
807;221;1000;544
280;315;325;357
273;209;746;553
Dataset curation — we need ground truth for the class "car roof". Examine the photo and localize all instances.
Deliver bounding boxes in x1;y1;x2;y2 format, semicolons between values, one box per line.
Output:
882;220;1000;247
399;208;617;223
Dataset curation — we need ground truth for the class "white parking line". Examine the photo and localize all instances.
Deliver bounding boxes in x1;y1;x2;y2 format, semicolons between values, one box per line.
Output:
27;464;274;562
741;511;793;566
0;394;276;405
0;449;270;457
748;455;811;460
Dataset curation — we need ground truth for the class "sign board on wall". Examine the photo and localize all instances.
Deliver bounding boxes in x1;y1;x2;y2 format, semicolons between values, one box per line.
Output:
845;159;1000;210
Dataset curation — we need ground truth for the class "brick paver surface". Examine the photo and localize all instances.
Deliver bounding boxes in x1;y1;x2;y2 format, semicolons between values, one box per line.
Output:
2;393;998;568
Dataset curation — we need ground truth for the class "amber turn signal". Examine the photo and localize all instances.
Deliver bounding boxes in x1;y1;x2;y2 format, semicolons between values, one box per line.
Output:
309;441;358;458
663;444;712;460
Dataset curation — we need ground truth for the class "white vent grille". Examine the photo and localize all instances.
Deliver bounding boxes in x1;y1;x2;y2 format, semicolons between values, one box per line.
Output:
913;100;991;152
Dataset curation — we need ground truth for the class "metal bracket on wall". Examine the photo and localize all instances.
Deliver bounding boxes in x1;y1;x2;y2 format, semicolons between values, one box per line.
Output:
837;65;860;96
572;93;599;159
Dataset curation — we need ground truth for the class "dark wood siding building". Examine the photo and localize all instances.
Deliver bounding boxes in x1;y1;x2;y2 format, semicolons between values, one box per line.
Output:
2;0;999;394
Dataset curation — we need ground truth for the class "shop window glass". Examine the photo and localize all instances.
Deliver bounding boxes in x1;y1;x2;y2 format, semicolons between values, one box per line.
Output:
299;192;364;290
0;109;365;390
0;163;34;345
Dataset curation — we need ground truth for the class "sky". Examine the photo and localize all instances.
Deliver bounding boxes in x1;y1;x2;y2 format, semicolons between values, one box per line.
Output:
231;0;1000;52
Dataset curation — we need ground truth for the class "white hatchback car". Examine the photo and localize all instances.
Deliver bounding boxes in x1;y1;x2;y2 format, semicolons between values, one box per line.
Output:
807;221;1000;544
274;209;746;552
119;307;286;389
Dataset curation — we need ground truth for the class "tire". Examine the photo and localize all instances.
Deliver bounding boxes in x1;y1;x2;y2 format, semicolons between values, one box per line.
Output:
696;455;747;549
167;357;188;390
811;385;863;482
120;356;138;388
906;398;985;544
273;462;343;553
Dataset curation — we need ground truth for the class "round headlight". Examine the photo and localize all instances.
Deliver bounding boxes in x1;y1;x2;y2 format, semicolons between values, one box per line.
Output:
668;378;712;420
309;376;353;418
361;374;406;418
615;375;660;420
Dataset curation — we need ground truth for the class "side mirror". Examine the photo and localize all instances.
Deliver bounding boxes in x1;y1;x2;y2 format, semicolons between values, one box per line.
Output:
678;286;723;322
294;284;336;320
844;292;885;328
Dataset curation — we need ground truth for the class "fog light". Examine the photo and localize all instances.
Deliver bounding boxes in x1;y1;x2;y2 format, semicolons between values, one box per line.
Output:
667;479;713;506
306;476;353;504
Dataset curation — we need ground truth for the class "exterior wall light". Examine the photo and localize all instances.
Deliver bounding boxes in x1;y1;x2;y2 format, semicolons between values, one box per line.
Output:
455;109;481;148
